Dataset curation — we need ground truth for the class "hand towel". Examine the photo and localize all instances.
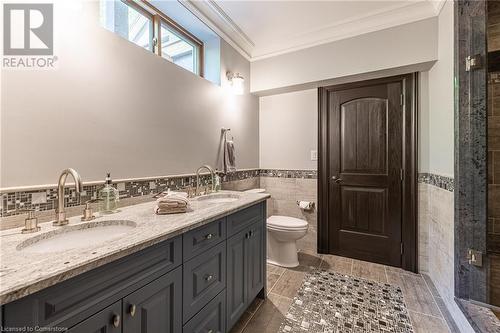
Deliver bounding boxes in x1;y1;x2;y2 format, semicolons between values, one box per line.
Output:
224;139;237;173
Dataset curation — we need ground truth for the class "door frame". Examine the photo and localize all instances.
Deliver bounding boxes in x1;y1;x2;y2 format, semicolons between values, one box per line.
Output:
317;73;418;272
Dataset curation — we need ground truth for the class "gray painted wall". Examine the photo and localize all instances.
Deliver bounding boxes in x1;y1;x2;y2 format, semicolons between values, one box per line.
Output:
0;2;259;188
259;89;317;170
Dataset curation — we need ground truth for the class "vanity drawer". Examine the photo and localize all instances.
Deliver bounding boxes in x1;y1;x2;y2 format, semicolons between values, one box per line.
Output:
2;236;182;330
227;203;264;237
183;241;226;323
183;290;226;333
183;218;226;261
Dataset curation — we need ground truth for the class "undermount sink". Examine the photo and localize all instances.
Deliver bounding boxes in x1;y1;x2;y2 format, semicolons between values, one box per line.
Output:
17;220;136;254
196;193;241;204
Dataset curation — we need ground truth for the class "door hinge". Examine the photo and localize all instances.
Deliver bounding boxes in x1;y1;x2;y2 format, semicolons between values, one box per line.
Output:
400;94;405;106
467;249;483;267
465;54;483;72
400;169;405;181
400;243;404;255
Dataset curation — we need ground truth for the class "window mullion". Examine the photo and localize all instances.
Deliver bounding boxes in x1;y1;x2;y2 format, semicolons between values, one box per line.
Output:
153;14;161;56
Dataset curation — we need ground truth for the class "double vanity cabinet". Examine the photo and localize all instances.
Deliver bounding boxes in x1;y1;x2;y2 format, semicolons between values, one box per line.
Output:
1;201;267;333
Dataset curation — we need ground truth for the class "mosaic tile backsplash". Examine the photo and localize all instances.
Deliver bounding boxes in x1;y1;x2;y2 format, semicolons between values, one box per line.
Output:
1;169;260;218
1;169;449;218
260;169;317;179
417;173;454;192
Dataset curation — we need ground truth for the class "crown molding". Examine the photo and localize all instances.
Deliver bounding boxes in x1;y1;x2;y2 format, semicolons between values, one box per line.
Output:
180;0;253;61
251;1;438;61
181;0;440;62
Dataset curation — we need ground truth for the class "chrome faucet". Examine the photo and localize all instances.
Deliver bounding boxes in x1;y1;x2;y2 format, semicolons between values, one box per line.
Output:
196;165;215;195
53;168;83;226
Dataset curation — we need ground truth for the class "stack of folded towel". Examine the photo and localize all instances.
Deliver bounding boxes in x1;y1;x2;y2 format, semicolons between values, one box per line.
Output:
154;192;190;215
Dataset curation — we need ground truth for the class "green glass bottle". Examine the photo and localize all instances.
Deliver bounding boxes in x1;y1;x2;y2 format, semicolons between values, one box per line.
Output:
98;173;119;214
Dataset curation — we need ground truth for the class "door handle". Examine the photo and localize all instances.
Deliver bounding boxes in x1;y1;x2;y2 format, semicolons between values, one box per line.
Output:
331;176;343;183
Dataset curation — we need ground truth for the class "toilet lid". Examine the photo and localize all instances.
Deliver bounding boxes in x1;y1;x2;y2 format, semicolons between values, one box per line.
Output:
245;188;266;193
267;215;308;230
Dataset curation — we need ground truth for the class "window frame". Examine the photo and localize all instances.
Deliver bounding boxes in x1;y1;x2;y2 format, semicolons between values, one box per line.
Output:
123;0;204;77
120;0;155;52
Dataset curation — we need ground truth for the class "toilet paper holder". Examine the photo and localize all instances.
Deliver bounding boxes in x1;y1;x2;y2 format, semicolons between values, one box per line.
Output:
296;200;315;211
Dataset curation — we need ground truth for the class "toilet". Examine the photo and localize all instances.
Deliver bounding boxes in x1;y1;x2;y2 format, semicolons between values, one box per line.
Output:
266;216;308;267
244;188;309;268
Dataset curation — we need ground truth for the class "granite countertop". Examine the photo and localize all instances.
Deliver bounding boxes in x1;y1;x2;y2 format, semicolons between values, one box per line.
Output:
0;190;270;305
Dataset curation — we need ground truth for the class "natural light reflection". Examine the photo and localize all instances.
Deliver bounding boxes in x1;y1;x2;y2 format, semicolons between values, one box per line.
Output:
161;25;196;74
100;1;152;51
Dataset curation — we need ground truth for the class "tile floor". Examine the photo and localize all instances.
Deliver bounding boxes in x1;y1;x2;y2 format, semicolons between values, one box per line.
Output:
231;251;460;333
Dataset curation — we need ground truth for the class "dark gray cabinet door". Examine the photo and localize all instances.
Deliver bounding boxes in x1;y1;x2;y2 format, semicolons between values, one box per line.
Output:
122;267;182;333
247;222;264;301
227;204;263;237
183;241;226;322
2;236;182;330
66;301;121;333
183;290;226;333
226;229;248;330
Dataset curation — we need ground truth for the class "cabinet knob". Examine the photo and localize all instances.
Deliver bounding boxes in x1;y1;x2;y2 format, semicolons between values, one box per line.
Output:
112;314;120;328
245;233;249;239
129;304;136;317
208;330;214;333
205;233;214;240
205;274;213;282
249;230;254;237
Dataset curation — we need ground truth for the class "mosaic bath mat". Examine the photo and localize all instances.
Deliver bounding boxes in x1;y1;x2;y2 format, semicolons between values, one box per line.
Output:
279;270;414;333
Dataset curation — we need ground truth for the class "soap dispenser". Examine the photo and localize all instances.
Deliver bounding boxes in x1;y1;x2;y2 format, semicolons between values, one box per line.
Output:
98;173;119;214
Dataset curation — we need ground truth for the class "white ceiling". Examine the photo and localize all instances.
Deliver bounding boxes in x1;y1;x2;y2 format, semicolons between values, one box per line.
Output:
184;0;445;61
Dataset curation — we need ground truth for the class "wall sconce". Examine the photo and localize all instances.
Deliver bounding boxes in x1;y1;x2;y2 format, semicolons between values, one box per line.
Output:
226;71;245;95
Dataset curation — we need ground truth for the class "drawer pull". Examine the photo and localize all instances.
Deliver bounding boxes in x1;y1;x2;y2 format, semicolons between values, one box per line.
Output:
129;304;136;317
112;314;121;328
205;274;214;282
207;330;214;333
205;233;214;240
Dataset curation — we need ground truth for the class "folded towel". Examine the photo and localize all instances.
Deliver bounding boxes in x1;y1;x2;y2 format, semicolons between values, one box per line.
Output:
155;207;188;215
154;193;190;215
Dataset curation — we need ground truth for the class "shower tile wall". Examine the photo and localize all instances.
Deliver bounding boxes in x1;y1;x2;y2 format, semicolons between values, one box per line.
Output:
488;1;500;307
418;184;430;272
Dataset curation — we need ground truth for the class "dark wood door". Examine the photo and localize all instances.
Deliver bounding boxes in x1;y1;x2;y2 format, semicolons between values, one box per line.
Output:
122;267;182;333
327;81;403;266
66;301;122;333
